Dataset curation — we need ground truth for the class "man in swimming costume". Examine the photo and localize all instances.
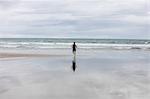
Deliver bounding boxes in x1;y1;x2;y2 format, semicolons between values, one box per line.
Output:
72;42;77;56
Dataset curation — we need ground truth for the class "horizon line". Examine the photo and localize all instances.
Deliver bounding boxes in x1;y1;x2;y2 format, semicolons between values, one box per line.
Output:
0;37;150;40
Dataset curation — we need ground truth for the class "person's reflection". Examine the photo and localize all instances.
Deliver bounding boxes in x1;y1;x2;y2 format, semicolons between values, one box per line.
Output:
72;55;77;72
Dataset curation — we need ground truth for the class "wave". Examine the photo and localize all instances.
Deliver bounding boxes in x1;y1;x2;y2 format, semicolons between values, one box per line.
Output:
0;42;150;50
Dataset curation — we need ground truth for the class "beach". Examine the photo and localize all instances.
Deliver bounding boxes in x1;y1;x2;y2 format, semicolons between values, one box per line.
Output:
0;48;149;99
0;0;149;98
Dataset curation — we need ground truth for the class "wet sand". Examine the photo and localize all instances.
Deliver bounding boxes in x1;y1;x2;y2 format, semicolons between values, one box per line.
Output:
0;49;149;99
0;53;50;58
0;49;71;59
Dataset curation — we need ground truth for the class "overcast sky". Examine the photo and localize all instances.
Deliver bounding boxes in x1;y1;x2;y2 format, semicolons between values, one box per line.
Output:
0;0;149;39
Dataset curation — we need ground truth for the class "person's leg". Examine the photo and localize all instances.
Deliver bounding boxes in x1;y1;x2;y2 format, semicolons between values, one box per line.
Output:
73;52;76;60
73;51;76;56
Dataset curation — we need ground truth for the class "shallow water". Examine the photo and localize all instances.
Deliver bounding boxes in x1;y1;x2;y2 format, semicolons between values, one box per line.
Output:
0;49;149;99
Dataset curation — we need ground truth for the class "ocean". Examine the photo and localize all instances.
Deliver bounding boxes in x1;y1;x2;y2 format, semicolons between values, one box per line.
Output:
0;38;150;50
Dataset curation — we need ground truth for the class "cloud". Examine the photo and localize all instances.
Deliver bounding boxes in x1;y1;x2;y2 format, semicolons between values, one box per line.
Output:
0;0;149;39
0;0;20;9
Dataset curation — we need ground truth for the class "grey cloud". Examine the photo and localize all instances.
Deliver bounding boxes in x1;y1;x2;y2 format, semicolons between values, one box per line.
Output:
0;0;149;39
0;0;20;9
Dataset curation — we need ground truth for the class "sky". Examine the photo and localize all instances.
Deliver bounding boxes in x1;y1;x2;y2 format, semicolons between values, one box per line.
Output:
0;0;149;39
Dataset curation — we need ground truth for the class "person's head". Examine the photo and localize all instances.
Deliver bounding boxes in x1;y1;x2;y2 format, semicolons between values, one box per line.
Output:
74;42;75;44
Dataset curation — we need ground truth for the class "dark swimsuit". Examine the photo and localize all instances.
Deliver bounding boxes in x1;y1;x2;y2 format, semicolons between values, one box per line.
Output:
73;44;76;52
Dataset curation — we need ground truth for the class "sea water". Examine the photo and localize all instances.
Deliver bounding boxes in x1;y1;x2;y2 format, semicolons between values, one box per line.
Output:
0;38;150;50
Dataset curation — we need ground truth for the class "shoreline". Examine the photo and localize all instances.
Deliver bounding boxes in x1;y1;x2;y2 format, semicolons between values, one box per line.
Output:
0;48;72;59
0;53;71;59
0;53;51;58
0;48;149;59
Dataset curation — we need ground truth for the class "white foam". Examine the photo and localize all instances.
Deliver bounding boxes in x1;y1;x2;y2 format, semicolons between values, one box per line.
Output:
0;42;150;50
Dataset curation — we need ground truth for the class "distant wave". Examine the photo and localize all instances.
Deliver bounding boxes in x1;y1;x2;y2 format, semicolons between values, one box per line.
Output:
0;38;150;50
0;41;150;50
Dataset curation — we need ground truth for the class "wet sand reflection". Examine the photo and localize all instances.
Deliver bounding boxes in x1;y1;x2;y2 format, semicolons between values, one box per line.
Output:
72;54;77;72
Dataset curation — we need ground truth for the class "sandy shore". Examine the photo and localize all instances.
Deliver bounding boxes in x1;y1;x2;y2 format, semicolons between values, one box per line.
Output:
0;49;72;59
0;53;50;58
0;49;149;99
0;53;70;59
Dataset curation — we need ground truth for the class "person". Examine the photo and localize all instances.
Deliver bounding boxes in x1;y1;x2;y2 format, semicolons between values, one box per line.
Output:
72;42;77;72
72;42;77;56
